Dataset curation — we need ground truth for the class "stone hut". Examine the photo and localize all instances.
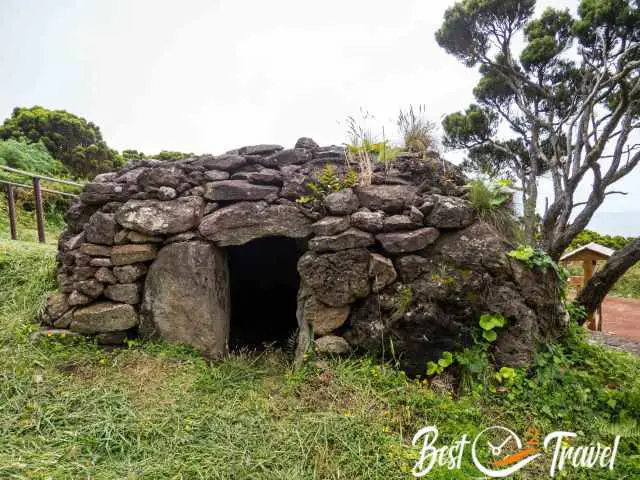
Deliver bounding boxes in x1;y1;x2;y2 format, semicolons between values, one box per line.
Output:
42;138;565;374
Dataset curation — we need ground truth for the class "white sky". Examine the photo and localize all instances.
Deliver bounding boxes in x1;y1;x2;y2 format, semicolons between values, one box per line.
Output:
0;0;638;235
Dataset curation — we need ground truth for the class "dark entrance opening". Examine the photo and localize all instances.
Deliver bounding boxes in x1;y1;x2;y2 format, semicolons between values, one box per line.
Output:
227;236;302;350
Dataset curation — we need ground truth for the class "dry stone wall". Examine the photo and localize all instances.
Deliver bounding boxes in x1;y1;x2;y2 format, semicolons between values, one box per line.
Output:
42;138;566;374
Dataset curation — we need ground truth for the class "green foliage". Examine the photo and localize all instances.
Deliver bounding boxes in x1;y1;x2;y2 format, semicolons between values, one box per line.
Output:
342;169;359;188
0;106;122;178
478;312;506;332
436;0;640;252
392;284;413;318
0;241;56;321
508;245;538;263
0;138;63;175
574;0;640;44
297;165;360;205
427;351;454;376
435;0;536;67
594;417;640;439
508;245;567;282
397;105;435;153
375;142;403;173
0;138;74;235
479;312;506;342
442;104;497;149
121;149;194;164
428;312;507;388
610;263;640;299
0;138;75;243
494;367;517;386
121;149;147;163
520;8;574;71
566;301;588;323
0;195;67;244
468;178;512;208
153;150;194;162
466;178;520;238
568;229;635;251
344;111;406;184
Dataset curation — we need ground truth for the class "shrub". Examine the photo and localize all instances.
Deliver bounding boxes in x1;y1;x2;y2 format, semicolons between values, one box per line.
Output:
568;229;635;252
0;138;63;175
467;178;520;239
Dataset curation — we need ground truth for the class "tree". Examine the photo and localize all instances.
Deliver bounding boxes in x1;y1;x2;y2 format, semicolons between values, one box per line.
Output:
0;106;122;178
568;228;635;250
120;149;195;164
121;149;147;163
153;150;193;162
437;0;639;316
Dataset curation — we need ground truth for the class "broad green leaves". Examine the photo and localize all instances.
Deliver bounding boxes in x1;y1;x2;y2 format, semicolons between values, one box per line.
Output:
495;366;517;385
479;312;506;342
479;313;507;332
426;351;455;376
508;245;569;283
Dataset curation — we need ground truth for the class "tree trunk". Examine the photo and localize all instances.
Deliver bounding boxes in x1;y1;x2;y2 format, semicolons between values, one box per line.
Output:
522;174;538;245
575;238;640;321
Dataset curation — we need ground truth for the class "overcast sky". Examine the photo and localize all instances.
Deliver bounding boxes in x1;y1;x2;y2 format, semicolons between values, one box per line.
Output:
0;0;638;235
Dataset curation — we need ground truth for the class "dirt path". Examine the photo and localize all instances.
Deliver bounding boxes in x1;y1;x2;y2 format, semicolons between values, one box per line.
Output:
602;296;640;341
584;297;640;356
589;332;640;356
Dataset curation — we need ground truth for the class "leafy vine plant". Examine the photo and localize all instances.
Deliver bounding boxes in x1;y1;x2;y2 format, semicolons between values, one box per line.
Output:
507;245;568;283
426;312;507;377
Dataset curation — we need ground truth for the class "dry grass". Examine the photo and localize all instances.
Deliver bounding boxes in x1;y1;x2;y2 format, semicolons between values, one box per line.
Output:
397;105;436;153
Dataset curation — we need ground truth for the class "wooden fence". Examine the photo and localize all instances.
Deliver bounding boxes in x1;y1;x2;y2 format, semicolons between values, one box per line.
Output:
1;165;85;243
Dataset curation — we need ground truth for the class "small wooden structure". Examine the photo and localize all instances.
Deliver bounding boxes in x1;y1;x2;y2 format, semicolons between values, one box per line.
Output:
560;242;615;331
1;165;83;243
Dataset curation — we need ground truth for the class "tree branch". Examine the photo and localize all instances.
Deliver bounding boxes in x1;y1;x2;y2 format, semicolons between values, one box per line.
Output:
576;238;640;318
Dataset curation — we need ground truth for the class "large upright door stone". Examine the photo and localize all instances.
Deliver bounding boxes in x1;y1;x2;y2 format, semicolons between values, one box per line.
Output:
141;241;230;357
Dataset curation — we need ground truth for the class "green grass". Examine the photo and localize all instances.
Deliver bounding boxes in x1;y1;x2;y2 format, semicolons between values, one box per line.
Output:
1;241;640;478
610;263;640;299
0;196;65;244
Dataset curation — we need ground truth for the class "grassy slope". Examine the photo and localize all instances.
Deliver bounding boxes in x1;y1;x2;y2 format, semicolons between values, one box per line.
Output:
1;240;640;479
0;196;64;245
610;263;640;299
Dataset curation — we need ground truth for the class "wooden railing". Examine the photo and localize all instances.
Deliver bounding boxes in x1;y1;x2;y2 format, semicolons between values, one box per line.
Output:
1;165;85;243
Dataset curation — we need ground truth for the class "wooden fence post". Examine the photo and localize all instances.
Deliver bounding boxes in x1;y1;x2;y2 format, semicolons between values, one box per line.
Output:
32;177;46;243
5;183;17;240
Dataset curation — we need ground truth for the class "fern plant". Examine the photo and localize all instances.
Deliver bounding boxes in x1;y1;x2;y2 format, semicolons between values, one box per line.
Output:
594;417;640;438
296;165;360;205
